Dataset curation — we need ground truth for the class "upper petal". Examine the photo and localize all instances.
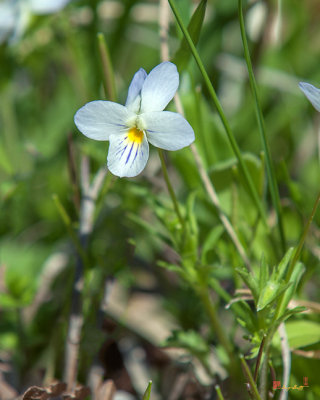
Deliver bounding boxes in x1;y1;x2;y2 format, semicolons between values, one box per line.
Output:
125;68;147;113
107;132;149;178
29;0;70;14
142;111;195;151
74;100;133;141
140;62;179;113
299;82;320;112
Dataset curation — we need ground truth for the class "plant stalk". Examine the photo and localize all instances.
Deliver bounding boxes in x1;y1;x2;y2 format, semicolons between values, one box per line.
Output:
158;149;185;228
238;0;285;252
167;0;268;226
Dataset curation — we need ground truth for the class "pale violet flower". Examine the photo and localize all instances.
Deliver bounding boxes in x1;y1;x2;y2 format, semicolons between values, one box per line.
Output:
299;82;320;112
74;62;195;178
0;0;71;44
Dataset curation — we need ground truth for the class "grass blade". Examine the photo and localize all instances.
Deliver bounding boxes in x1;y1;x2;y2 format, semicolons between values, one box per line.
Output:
168;0;268;226
238;0;286;251
172;0;207;71
142;381;152;400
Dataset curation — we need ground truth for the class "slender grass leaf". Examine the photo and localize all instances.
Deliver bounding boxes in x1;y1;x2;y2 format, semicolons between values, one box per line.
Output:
172;0;207;71
142;381;152;400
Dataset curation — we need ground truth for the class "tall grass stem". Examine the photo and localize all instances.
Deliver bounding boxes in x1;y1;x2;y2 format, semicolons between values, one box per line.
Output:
158;149;185;228
167;0;268;226
97;33;117;102
238;0;285;251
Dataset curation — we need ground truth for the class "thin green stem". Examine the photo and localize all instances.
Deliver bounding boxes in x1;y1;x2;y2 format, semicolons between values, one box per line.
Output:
158;149;185;228
198;288;235;365
254;336;266;382
238;0;285;252
240;355;263;400
52;194;88;266
259;345;270;400
167;0;267;226
97;33;117;101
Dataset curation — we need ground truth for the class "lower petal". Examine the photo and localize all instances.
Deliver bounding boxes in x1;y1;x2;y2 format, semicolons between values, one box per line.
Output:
107;133;149;178
142;111;195;151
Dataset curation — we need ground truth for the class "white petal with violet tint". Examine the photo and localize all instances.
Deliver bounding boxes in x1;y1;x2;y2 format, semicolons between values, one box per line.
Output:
30;0;70;14
143;111;195;151
125;68;147;113
140;62;179;113
107;133;149;178
74;100;134;141
299;82;320;112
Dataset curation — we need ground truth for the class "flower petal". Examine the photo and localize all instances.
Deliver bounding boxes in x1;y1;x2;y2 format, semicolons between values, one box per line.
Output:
74;100;134;141
30;0;70;14
299;82;320;112
140;62;179;113
142;111;195;151
125;68;147;113
107;133;149;178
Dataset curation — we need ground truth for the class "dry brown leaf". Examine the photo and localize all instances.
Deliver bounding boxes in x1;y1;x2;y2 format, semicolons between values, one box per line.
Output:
63;385;91;400
22;386;49;400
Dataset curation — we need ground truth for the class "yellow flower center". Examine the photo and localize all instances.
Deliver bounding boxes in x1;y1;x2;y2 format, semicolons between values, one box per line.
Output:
127;127;144;144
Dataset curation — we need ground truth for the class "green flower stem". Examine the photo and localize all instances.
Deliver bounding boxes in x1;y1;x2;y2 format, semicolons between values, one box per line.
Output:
240;355;263;400
158;149;185;228
97;33;117;102
198;288;235;366
167;0;268;226
52;194;88;266
238;0;285;251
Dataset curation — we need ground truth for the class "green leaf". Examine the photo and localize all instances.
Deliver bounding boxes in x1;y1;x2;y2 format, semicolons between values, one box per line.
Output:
274;247;294;281
259;254;268;293
209;153;263;194
276;262;305;318
142;381;152;400
164;329;209;357
236;267;259;302
172;0;207;71
257;281;292;311
0;145;13;174
0;241;48;307
201;225;224;264
273;307;306;331
157;261;182;274
286;320;320;349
